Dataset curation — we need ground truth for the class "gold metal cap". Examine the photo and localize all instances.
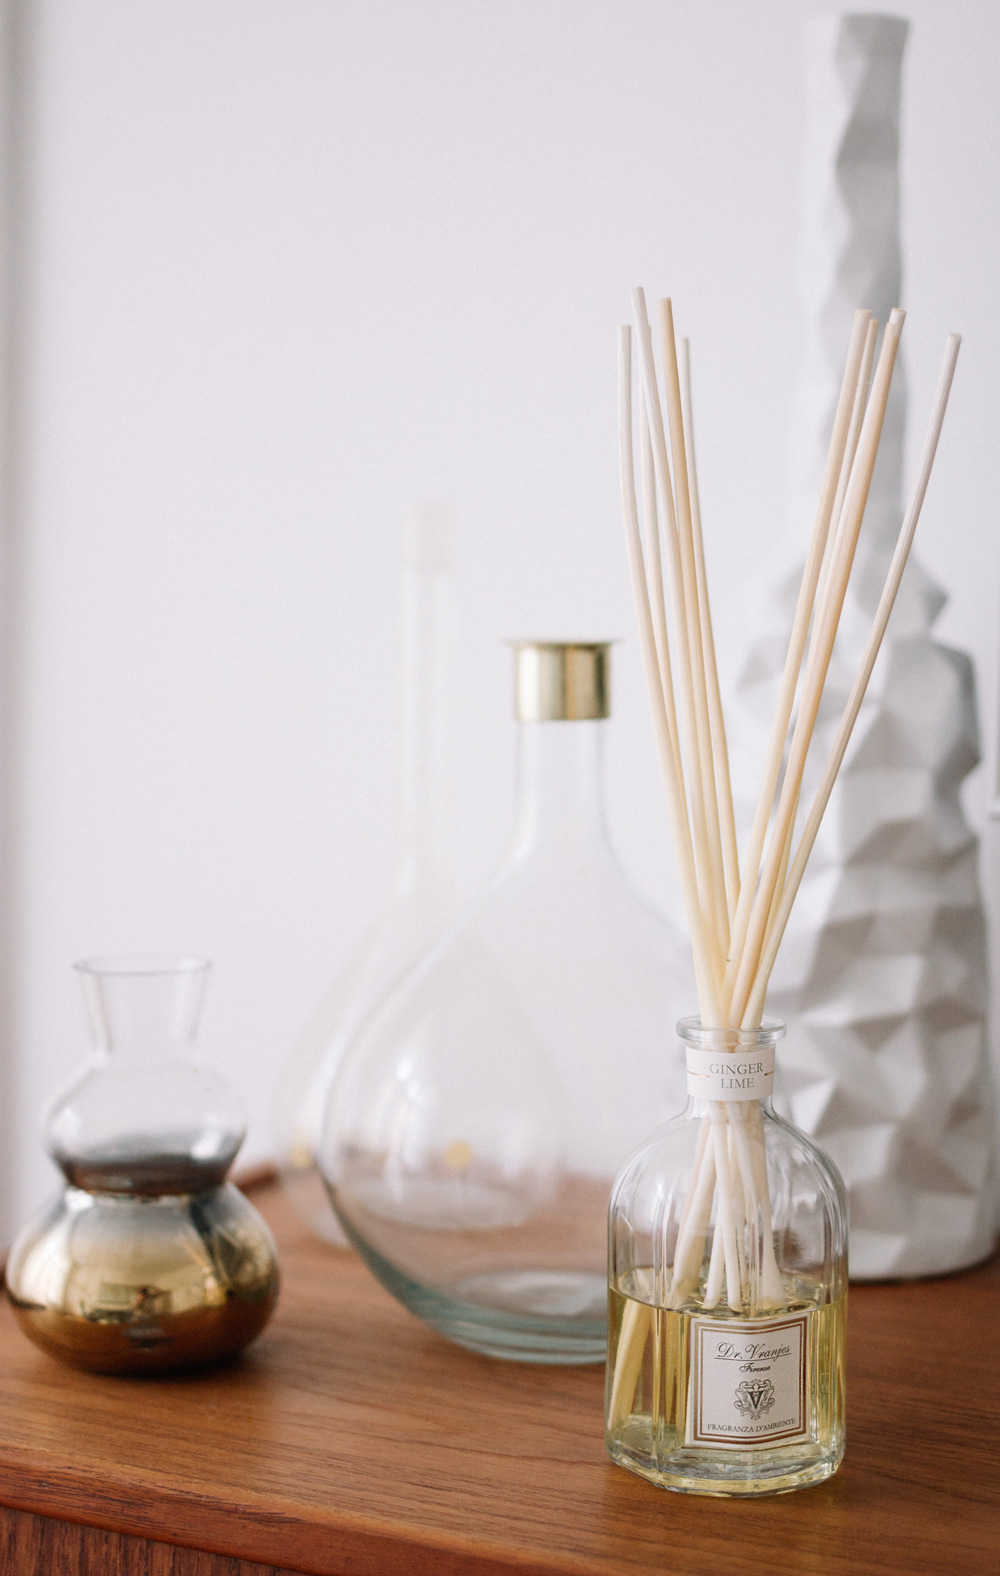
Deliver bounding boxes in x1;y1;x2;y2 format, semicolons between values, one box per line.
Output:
511;642;611;721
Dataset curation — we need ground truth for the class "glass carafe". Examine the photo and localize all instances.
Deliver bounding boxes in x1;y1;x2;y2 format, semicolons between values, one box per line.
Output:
606;1019;847;1495
6;957;279;1374
320;642;694;1362
276;506;459;1243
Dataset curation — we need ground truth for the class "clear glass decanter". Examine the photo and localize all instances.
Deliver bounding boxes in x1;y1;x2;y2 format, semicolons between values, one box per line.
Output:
6;957;279;1374
321;642;694;1362
276;507;459;1243
606;1019;847;1495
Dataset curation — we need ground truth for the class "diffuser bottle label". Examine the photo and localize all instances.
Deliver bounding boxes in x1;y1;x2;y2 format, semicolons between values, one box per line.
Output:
685;1045;775;1102
687;1310;810;1448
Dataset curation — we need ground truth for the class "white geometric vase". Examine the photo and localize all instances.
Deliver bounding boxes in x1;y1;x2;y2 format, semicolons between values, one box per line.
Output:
737;13;997;1278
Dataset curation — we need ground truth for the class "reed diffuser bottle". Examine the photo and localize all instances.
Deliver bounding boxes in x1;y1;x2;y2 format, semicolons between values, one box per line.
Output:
607;1020;847;1494
610;286;959;1492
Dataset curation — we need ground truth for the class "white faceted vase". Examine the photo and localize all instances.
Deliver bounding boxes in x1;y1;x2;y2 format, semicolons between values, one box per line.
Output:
738;14;997;1278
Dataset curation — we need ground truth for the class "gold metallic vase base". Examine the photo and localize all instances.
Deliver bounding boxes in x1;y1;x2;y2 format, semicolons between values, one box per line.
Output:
6;1182;280;1375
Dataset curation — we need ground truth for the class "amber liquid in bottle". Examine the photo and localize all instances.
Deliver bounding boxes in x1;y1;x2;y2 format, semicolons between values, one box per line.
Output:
606;1269;846;1496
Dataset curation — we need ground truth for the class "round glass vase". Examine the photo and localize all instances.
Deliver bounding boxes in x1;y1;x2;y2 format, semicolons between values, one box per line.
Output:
320;643;693;1364
606;1019;847;1496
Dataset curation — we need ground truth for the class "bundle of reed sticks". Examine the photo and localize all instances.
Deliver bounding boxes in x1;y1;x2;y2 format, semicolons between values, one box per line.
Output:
619;290;960;1314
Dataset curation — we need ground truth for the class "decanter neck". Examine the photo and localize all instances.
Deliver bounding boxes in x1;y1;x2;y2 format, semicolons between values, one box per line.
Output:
509;719;611;862
394;547;453;896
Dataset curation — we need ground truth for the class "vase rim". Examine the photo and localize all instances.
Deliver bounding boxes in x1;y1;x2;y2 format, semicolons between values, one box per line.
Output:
73;955;212;978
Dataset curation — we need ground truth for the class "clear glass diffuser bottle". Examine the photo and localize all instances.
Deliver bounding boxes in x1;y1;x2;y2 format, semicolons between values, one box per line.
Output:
606;1019;847;1495
320;642;694;1362
275;506;459;1243
6;957;279;1374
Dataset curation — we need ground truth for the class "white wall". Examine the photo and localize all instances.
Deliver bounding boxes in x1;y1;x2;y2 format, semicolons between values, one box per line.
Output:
4;0;1000;1232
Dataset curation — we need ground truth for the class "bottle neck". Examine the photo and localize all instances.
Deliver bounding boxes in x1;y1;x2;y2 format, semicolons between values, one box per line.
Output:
679;1017;784;1107
76;959;209;1063
395;558;453;895
682;1096;776;1119
509;719;611;863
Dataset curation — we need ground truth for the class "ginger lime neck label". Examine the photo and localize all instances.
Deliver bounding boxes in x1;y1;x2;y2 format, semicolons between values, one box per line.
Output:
685;1043;775;1102
687;1311;810;1448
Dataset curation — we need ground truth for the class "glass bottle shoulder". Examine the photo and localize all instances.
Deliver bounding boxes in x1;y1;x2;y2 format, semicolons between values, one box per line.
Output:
611;1100;848;1223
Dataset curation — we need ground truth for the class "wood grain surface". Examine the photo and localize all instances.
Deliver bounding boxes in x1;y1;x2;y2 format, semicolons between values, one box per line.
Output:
0;1181;996;1576
1;1505;308;1576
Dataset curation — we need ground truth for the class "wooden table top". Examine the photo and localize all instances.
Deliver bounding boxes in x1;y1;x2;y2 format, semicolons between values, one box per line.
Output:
0;1179;997;1576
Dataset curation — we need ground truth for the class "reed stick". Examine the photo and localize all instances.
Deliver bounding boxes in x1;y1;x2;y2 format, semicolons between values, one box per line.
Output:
721;309;872;1018
659;300;730;959
607;1298;652;1429
680;337;740;925
618;327;721;1023
810;316;879;664
616;293;958;1334
630;291;728;985
726;310;904;1028
640;410;684;785
742;333;962;1026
